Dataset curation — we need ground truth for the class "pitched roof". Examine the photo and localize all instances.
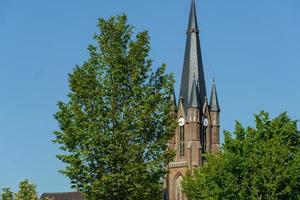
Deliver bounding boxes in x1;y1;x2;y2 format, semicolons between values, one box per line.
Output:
188;80;201;108
171;85;177;111
209;80;220;112
188;0;198;30
179;0;206;112
40;192;84;200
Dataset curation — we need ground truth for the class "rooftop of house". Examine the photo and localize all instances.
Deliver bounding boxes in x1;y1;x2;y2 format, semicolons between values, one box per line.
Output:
40;192;83;200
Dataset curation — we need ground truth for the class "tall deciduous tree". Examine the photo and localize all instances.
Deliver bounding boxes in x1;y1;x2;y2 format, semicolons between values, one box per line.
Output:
183;111;300;200
54;14;175;200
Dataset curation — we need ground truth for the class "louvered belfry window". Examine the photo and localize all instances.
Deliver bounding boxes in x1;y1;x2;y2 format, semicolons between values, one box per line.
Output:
179;126;185;157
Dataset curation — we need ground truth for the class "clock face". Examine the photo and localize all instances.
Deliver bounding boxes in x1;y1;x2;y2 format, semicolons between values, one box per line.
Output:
178;117;185;127
203;118;209;127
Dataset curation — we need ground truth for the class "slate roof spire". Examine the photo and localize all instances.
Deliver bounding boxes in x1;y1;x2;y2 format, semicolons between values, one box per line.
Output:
170;85;177;112
179;0;206;112
188;0;198;31
188;80;201;108
210;79;220;112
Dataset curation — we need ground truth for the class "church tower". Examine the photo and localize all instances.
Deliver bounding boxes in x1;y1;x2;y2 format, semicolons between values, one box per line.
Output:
166;1;220;199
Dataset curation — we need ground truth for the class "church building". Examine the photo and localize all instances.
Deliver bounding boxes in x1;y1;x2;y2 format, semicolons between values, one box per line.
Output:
40;1;220;199
165;0;220;199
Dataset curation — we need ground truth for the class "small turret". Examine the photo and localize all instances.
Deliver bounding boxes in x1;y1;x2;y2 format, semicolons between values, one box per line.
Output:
167;86;177;151
210;79;220;112
209;79;220;153
170;85;177;114
187;80;201;123
188;80;201;109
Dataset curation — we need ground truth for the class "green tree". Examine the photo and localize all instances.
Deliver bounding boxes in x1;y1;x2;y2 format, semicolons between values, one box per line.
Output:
15;180;38;200
183;111;300;200
54;14;175;200
1;188;14;200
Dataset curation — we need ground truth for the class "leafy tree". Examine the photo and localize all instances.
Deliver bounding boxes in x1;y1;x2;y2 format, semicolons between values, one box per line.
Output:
15;180;38;200
183;111;300;200
1;188;14;200
54;14;175;200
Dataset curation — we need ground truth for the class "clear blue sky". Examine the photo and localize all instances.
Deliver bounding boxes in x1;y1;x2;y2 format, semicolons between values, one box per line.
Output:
1;0;299;195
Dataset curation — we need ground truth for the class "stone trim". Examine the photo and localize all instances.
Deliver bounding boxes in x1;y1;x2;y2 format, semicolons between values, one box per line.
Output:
168;161;188;168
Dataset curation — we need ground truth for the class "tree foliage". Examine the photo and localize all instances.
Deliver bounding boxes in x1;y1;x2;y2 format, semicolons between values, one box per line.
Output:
1;188;13;200
0;180;39;200
15;180;38;200
54;14;175;200
183;111;300;200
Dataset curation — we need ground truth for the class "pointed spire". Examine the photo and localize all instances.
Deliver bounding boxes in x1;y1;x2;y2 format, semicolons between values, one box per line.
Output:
210;79;220;112
179;0;206;112
188;80;201;108
178;96;185;117
170;85;177;112
188;0;198;32
202;96;209;114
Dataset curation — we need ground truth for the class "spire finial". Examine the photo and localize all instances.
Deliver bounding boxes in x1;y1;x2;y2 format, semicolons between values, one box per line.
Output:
187;0;199;33
179;96;184;102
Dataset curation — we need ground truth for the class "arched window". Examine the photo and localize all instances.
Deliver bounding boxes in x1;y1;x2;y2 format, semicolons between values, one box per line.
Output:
174;175;183;200
179;126;185;157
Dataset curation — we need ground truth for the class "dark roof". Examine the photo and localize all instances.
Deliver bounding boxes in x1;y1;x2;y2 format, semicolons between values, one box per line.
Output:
171;85;177;110
188;80;201;108
40;192;83;200
179;0;206;112
209;80;220;112
188;0;198;30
